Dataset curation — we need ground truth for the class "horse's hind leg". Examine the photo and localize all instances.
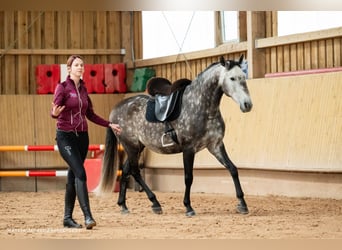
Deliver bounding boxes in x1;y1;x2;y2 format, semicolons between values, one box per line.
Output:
131;167;162;214
123;147;162;214
117;160;130;214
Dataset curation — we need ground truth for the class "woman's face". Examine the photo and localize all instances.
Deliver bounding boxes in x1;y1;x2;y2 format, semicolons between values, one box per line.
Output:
68;57;84;78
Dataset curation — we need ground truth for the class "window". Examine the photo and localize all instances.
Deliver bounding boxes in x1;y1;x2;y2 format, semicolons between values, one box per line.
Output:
278;11;342;36
142;11;215;59
221;11;238;42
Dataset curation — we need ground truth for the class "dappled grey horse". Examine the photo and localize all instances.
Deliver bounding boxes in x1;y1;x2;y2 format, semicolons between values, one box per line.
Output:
98;55;253;216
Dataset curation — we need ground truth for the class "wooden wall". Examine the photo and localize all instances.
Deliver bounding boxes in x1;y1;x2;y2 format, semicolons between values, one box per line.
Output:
260;28;342;74
130;13;342;80
151;52;246;82
1;11;341;94
0;11;141;94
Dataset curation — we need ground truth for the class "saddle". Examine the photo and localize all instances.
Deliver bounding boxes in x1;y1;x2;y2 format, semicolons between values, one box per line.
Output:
147;77;191;96
145;77;191;146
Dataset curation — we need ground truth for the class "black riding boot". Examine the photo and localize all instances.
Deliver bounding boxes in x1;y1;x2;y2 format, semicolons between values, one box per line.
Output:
75;178;96;229
63;184;82;228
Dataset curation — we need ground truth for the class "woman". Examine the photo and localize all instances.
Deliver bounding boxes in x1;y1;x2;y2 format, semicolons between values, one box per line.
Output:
51;55;121;229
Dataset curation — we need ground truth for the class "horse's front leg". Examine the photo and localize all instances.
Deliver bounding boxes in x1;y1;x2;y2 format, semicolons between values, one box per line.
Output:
183;150;195;216
208;143;249;214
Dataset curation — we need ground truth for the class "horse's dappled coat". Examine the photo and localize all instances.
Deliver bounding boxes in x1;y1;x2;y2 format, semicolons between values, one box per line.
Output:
99;55;252;216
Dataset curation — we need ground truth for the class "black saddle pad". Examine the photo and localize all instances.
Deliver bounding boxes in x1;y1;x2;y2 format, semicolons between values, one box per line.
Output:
146;99;159;122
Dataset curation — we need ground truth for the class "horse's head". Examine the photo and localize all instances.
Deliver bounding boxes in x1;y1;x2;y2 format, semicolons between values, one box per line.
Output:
218;55;253;113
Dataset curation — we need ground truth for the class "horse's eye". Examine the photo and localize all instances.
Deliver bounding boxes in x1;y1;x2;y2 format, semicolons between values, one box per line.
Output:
230;77;236;81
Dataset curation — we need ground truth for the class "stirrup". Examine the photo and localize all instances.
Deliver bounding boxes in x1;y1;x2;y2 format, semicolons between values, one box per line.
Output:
161;133;175;147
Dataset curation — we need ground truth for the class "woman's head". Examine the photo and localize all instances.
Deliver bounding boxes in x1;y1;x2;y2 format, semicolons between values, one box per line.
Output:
67;55;83;67
66;55;84;79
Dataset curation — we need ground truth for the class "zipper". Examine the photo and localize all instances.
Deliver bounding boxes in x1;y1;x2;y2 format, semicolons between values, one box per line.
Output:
75;84;83;131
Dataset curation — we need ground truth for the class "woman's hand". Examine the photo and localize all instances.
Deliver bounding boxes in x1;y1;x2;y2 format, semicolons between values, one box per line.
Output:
109;123;122;135
51;102;65;117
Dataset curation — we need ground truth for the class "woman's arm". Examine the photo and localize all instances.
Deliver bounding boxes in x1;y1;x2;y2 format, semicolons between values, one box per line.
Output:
86;96;121;134
51;84;65;118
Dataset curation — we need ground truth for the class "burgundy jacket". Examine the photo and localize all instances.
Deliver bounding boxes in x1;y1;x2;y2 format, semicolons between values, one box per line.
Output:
51;76;110;132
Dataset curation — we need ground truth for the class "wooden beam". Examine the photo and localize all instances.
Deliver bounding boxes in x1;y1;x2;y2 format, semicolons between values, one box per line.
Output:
238;11;247;42
256;26;342;49
130;42;247;68
246;11;266;78
0;49;126;55
214;11;223;47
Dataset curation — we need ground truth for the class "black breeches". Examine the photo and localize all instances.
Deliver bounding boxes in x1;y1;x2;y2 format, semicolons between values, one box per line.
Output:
56;130;89;183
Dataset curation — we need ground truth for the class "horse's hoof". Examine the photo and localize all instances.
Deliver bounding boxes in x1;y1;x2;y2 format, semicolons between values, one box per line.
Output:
185;210;196;217
152;206;163;214
120;206;130;214
237;204;249;214
121;209;130;214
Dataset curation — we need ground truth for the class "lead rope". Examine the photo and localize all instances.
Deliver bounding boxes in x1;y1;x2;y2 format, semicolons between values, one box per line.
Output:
162;11;195;82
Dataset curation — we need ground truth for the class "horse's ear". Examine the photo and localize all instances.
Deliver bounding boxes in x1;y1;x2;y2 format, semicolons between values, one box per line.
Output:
238;54;244;64
220;56;225;66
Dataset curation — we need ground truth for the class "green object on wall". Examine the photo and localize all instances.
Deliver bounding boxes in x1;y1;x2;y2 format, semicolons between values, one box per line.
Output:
130;68;156;92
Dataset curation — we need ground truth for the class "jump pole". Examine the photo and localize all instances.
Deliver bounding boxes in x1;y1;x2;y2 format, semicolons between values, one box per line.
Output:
0;144;104;178
0;144;105;152
0;170;68;177
0;143;122;192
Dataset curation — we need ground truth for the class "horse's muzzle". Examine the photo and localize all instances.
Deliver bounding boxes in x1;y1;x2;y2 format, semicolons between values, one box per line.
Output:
241;101;253;113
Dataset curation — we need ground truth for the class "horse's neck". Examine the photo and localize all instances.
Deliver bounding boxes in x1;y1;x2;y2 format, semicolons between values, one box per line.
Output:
186;67;224;117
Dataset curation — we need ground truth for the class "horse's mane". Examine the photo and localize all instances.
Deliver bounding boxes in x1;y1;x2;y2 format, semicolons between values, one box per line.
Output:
198;59;242;79
198;60;241;81
198;62;220;77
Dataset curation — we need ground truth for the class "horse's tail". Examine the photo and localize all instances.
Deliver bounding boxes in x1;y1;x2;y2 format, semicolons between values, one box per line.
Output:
96;127;118;194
